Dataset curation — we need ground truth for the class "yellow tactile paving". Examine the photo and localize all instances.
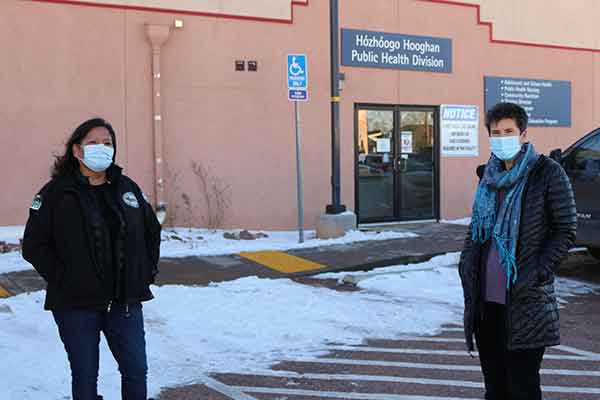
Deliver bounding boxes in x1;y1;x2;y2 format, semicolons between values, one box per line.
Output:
239;251;326;274
0;284;11;298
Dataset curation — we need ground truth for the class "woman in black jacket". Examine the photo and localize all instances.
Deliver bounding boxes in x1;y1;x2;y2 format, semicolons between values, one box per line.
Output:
458;103;577;400
22;118;161;400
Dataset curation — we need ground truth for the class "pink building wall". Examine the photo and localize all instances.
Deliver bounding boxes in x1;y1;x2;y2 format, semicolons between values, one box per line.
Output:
1;0;599;229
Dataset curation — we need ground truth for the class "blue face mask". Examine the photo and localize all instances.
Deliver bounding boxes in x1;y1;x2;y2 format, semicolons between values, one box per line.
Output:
81;144;114;172
490;136;521;160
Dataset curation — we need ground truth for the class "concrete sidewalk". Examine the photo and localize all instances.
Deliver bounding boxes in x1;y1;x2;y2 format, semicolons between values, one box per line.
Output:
0;222;468;296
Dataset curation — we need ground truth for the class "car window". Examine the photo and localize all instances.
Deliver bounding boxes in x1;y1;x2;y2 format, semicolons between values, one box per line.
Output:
565;133;600;172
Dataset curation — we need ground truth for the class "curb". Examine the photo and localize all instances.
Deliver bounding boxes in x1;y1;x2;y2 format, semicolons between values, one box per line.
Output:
291;252;451;278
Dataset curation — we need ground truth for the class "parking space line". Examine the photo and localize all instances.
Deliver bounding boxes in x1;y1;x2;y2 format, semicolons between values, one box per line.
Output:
555;345;600;360
198;375;259;400
393;337;464;343
290;357;480;370
232;370;600;394
326;345;594;361
440;328;463;332
235;370;483;389
389;338;599;358
234;386;479;400
287;358;600;376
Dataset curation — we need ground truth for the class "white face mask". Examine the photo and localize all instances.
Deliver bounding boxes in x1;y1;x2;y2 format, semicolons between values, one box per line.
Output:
81;144;114;172
490;136;521;161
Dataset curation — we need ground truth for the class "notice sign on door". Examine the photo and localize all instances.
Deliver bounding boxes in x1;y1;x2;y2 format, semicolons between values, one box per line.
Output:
441;105;479;157
376;138;391;153
401;131;413;154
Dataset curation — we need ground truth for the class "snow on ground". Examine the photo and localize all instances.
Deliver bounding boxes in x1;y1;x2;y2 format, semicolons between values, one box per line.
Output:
0;252;32;275
318;252;600;307
0;226;24;244
0;226;30;274
1;255;458;400
0;227;30;274
441;217;472;226
1;253;599;399
159;227;417;258
316;252;461;281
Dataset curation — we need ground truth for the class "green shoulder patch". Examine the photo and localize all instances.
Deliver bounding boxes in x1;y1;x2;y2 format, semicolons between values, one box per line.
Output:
31;194;43;211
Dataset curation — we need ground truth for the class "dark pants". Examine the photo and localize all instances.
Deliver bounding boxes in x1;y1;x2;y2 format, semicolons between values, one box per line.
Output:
475;302;545;400
53;303;148;400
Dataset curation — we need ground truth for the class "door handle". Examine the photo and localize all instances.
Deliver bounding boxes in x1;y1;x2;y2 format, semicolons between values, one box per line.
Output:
393;156;408;172
399;157;407;173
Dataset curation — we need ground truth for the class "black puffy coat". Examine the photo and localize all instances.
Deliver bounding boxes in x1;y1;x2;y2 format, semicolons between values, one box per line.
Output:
458;155;577;351
22;164;162;311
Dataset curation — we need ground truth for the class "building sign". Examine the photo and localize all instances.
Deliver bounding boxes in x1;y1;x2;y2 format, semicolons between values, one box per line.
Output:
341;29;452;73
484;76;571;127
441;105;479;157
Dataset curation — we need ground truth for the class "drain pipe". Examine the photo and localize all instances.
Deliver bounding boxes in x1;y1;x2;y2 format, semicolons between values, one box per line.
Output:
145;25;171;225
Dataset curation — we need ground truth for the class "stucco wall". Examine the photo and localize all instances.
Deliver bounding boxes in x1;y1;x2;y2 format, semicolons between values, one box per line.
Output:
432;0;600;50
2;0;599;229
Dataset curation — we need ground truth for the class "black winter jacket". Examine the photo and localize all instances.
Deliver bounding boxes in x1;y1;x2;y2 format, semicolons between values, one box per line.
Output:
458;155;577;351
22;165;162;311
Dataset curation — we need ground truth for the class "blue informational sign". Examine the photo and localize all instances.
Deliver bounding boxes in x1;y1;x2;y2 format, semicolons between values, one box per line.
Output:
287;54;307;89
485;76;571;127
288;89;308;101
341;29;452;73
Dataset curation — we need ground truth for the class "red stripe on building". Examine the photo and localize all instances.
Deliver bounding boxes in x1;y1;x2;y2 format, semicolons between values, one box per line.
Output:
418;0;600;53
27;0;309;24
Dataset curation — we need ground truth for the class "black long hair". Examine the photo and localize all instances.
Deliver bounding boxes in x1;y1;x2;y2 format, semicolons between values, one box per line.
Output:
52;118;117;178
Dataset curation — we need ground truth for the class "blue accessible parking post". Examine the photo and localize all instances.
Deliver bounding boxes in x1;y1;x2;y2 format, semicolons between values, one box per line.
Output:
288;54;308;243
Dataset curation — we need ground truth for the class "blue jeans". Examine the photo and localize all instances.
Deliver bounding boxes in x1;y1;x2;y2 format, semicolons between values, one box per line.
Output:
53;303;148;400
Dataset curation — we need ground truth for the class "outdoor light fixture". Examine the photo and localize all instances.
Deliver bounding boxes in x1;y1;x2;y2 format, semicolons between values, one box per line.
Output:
155;202;167;225
338;72;346;91
174;19;184;29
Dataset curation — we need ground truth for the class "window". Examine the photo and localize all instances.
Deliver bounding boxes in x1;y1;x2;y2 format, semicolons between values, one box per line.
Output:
566;133;600;173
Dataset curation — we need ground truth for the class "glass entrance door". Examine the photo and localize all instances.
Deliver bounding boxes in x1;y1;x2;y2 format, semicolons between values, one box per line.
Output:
397;109;436;220
356;105;437;223
356;108;396;221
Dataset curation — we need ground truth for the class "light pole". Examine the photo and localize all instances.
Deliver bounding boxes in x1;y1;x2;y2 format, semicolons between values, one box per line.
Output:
326;0;346;215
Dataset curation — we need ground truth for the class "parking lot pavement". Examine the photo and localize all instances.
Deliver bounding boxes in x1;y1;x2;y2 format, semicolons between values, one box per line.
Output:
157;258;600;400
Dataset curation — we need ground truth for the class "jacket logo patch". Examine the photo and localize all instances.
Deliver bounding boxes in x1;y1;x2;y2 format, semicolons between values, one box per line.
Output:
122;192;140;208
31;194;43;210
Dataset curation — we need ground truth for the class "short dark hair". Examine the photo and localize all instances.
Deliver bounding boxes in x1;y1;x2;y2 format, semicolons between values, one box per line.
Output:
485;102;528;135
51;118;117;178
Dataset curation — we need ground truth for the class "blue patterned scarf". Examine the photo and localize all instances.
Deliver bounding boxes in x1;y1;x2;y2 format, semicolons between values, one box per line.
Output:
471;143;539;288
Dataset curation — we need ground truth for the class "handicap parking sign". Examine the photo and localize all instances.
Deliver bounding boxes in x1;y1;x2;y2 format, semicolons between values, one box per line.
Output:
288;54;307;89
